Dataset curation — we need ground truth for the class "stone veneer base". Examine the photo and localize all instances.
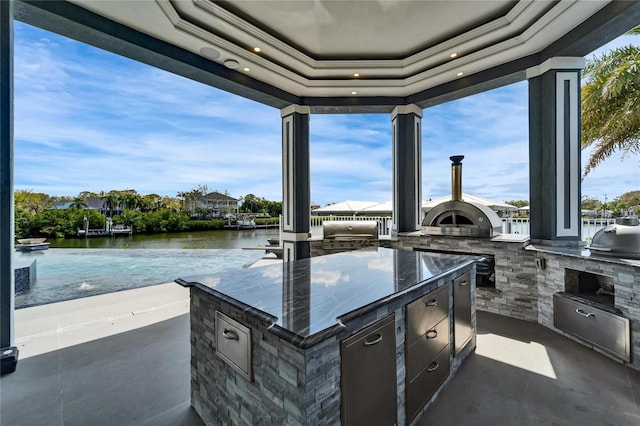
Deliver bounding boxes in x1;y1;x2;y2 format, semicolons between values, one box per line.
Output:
189;263;476;425
14;259;36;294
372;234;640;372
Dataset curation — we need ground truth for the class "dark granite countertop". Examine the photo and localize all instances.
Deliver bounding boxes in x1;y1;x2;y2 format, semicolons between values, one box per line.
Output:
526;244;640;267
177;247;476;348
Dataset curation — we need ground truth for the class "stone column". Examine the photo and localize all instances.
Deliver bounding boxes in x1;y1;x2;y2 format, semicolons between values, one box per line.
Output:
527;58;584;245
391;104;423;235
0;0;17;371
281;105;310;261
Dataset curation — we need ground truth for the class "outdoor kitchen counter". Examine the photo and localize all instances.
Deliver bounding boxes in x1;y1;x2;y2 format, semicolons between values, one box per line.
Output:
526;243;640;267
176;247;478;425
177;247;476;348
526;243;640;371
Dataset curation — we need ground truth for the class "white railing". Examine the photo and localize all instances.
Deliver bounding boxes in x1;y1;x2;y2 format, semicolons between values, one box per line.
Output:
500;218;531;235
308;215;615;241
310;215;393;236
501;217;616;241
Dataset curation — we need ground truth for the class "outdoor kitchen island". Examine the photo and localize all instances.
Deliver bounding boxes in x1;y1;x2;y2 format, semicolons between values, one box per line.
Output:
176;247;478;425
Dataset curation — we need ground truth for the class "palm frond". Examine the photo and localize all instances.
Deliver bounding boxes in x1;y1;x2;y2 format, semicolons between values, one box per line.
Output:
581;44;640;175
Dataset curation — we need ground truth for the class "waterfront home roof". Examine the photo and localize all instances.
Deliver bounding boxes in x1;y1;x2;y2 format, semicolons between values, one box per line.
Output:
51;201;74;210
357;200;431;215
51;199;104;210
15;1;640;112
424;193;517;212
202;191;237;202
85;197;107;210
357;201;395;215
314;200;379;215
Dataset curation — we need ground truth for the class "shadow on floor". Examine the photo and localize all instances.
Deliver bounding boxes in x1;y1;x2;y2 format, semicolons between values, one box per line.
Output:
0;314;203;426
418;311;640;426
3;310;639;425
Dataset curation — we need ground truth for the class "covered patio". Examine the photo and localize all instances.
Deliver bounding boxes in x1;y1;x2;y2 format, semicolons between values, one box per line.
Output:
1;286;638;425
2;1;640;425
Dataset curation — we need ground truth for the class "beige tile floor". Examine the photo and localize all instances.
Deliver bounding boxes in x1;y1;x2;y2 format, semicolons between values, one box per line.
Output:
3;283;640;426
14;282;190;359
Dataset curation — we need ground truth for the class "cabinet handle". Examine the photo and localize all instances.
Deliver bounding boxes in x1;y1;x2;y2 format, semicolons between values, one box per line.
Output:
425;299;438;307
575;308;595;319
425;330;438;339
363;333;383;346
223;329;239;340
459;280;468;286
427;361;439;372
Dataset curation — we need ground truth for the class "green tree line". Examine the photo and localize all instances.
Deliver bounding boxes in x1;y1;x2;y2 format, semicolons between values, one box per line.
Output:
505;191;640;218
12;189;253;238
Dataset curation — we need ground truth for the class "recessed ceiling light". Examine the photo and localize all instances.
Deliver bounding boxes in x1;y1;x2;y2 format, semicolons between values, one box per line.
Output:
224;59;240;69
457;71;464;77
353;73;360;77
351;91;357;95
199;46;221;60
243;67;250;72
450;53;458;59
253;47;261;53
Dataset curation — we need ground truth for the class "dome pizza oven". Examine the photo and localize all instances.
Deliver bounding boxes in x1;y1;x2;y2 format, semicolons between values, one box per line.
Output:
422;156;502;238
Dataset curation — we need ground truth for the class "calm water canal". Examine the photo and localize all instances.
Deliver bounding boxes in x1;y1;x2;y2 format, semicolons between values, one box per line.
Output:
15;229;281;309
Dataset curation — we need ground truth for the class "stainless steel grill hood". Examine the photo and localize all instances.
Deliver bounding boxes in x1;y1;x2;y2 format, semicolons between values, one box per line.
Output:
587;217;640;259
422;156;502;238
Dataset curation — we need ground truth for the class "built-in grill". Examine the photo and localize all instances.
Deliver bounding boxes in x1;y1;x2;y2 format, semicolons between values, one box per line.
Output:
587;217;640;259
322;221;379;251
422;156;502;238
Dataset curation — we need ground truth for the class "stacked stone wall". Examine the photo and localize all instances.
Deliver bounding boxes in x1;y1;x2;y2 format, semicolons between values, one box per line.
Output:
395;235;538;321
191;287;344;425
533;252;640;371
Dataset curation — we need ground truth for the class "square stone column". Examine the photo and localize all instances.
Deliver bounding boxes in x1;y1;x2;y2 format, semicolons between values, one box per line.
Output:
281;105;310;261
391;104;423;234
527;58;585;245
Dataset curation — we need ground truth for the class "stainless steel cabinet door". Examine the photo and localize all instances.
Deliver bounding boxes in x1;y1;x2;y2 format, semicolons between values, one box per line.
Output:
454;272;472;355
341;314;397;426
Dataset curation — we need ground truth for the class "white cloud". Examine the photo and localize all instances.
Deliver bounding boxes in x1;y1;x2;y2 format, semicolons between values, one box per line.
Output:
12;22;640;207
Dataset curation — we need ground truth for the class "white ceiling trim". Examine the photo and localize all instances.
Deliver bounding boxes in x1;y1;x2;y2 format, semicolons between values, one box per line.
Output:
70;0;611;98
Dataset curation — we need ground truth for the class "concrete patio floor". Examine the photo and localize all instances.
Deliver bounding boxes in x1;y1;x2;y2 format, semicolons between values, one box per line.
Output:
1;284;639;425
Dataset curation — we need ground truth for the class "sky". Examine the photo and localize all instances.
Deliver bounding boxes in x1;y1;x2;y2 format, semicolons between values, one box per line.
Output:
13;22;640;207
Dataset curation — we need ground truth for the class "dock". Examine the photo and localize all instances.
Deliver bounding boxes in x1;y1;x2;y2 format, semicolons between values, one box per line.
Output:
242;236;283;259
77;226;132;238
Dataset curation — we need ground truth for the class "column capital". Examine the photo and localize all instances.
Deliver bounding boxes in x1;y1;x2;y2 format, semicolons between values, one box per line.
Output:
391;104;422;120
281;104;310;118
526;57;585;79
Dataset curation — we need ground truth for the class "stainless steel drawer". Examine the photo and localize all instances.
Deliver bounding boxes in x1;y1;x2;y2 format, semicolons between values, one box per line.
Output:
406;344;450;423
215;311;252;382
406;316;449;382
553;293;630;362
407;285;449;345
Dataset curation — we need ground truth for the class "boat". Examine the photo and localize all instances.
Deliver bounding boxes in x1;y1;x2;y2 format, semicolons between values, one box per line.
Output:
237;214;256;229
16;238;49;251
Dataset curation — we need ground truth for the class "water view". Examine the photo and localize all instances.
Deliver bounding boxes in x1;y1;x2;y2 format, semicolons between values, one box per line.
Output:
15;229;280;309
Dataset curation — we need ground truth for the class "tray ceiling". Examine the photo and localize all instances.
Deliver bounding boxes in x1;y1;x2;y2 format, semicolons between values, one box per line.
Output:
16;0;640;109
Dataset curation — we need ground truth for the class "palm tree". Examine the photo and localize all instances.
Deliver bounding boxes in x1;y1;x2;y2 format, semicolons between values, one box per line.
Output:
69;196;88;210
581;27;640;176
103;191;121;217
